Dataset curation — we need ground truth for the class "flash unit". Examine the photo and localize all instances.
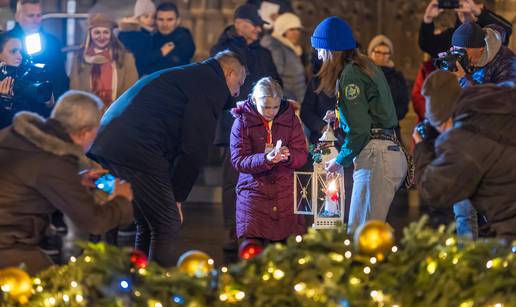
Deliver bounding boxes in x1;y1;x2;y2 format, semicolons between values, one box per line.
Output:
25;33;42;55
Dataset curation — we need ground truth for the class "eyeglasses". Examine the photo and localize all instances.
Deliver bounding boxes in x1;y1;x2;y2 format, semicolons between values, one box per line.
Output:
372;50;391;56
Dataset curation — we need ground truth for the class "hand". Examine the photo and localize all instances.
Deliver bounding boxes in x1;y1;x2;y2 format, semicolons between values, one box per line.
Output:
161;42;175;56
266;146;290;164
79;168;109;188
325;158;342;175
177;202;183;224
0;77;14;96
323;110;336;122
412;126;423;144
112;179;134;202
424;0;443;23
453;61;466;79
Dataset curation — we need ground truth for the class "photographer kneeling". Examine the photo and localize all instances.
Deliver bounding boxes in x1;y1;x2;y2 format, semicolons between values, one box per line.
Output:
0;90;133;274
413;71;516;241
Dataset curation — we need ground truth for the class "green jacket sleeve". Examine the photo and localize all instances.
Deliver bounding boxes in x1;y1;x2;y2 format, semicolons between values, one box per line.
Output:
335;66;372;167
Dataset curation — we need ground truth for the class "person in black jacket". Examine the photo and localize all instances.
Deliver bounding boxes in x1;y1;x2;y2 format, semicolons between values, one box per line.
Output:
413;71;516;240
144;2;195;74
210;3;281;251
88;51;246;267
7;0;69;107
367;35;409;123
419;0;512;58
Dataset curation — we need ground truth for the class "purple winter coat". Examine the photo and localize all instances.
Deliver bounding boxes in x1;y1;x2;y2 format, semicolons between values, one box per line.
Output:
230;99;308;241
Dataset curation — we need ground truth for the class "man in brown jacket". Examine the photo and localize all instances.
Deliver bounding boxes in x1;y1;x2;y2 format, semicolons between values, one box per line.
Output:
0;90;134;274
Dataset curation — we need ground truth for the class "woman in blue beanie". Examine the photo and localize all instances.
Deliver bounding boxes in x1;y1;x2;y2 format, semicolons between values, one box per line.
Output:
311;16;407;232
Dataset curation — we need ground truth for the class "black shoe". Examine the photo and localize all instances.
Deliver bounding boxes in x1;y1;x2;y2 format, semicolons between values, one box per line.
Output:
50;213;68;235
40;235;62;256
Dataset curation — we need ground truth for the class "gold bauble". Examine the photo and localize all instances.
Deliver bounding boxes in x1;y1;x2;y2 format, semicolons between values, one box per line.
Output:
0;267;33;304
177;250;214;278
354;220;395;260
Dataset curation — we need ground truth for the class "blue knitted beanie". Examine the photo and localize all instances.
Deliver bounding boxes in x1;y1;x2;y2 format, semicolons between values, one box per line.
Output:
311;16;356;51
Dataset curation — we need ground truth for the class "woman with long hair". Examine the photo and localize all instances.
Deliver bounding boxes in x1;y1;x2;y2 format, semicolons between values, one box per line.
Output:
311;17;407;232
70;13;138;109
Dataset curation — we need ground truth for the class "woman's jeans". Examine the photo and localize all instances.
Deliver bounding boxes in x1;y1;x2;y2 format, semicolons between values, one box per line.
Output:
453;199;478;239
348;140;407;232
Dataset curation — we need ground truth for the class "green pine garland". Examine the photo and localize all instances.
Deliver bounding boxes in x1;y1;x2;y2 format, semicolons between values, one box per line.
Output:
1;217;514;306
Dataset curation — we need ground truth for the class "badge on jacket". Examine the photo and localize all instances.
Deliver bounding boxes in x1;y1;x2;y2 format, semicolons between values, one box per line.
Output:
344;84;360;100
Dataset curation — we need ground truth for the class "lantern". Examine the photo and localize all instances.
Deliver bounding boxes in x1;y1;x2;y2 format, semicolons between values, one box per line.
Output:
294;122;345;229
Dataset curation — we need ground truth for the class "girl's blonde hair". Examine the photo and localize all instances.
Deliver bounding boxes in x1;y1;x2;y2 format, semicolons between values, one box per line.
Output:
251;77;283;102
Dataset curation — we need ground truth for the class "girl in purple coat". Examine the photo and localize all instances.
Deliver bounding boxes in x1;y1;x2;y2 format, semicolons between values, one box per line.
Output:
230;77;308;242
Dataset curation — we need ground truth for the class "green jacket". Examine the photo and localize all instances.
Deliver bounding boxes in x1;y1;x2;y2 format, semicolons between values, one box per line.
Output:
335;62;398;167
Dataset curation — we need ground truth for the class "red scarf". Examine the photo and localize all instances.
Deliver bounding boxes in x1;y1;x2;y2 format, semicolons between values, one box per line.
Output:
86;48;114;107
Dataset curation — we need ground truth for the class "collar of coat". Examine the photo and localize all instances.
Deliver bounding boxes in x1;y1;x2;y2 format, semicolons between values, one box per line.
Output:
12;112;93;169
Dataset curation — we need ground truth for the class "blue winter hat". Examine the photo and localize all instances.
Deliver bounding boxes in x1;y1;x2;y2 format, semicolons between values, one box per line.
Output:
311;16;356;51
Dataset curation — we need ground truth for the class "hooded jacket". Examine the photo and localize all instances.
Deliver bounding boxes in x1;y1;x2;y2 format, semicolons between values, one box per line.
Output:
230;99;307;240
210;26;281;146
460;28;516;87
0;112;133;274
414;85;516;240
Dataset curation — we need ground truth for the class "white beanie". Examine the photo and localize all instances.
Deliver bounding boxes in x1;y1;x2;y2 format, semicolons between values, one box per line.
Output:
134;0;156;18
367;34;394;57
272;13;302;37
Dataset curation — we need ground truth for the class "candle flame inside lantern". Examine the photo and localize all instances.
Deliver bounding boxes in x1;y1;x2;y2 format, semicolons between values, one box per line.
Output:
328;180;337;193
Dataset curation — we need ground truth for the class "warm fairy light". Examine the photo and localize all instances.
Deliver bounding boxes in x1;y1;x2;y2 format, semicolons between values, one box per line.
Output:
221;267;228;273
493;303;503;307
445;238;455;246
344;251;352;259
298;258;307;265
48;297;56;305
453;256;459;264
235;291;245;300
330;253;344;262
154;302;163;307
273;269;285;280
392;246;398;253
70;256;77;263
267;267;274;273
70;281;78;288
486;260;493;269
325;271;333;279
439;252;447;260
219;293;228;301
208;259;214;265
34;278;41;285
370;257;377;264
36;286;43;292
84;256;92;263
349;277;360;285
427;261;437;274
1;284;11;292
294;283;306;292
262;274;270;281
63;295;69;302
134;291;141;297
370;290;384;302
363;266;371;274
138;268;147;275
295;235;303;243
344;239;351;246
75;295;83;303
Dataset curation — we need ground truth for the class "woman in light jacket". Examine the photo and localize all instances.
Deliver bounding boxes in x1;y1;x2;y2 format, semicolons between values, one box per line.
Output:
70;13;138;110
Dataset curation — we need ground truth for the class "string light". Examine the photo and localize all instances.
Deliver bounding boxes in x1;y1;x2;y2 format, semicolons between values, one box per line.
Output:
134;291;141;297
63;295;69;303
445;238;456;246
486;260;494;269
262;274;270;281
33;278;41;285
298;257;307;265
221;267;228;273
452;256;459;264
208;259;214;265
75;295;83;303
235;291;245;301
493;303;503;307
70;281;78;288
344;251;352;259
391;246;398;253
154;302;163;307
69;256;77;263
427;261;437;274
349;277;360;285
294;282;306;292
363;266;371;274
295;235;303;243
330;253;344;262
370;257;377;264
48;297;56;305
219;293;228;301
273;269;285;280
84;256;92;263
36;286;43;292
138;268;147;275
325;271;333;279
344;239;351;246
1;284;11;292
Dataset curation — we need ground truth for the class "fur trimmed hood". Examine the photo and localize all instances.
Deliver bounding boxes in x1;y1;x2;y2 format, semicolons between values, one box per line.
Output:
11;112;94;169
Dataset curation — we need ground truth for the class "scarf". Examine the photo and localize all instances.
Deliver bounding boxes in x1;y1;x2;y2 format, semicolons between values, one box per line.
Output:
84;47;117;107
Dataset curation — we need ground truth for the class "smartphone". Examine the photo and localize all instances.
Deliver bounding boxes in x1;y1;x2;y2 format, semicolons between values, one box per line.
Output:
95;173;116;195
438;0;460;9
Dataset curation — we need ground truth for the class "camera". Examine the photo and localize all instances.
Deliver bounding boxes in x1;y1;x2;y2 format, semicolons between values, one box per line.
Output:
434;48;473;74
95;173;116;195
0;59;53;110
438;0;460;9
415;119;440;142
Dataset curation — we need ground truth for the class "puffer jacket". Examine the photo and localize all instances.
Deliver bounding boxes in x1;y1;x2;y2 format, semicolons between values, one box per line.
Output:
414;85;516;240
230;99;307;241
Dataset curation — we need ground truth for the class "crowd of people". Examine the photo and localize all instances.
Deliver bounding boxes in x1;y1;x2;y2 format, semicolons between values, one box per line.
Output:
0;0;514;273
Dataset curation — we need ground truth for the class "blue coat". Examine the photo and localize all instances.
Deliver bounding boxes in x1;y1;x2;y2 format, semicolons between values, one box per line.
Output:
88;58;232;202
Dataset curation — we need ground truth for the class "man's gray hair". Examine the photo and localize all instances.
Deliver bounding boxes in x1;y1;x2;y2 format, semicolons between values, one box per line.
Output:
51;90;104;132
214;49;245;71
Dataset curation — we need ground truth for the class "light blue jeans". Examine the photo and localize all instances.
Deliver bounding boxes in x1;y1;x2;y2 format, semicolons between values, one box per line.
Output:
348;140;407;232
453;199;478;239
